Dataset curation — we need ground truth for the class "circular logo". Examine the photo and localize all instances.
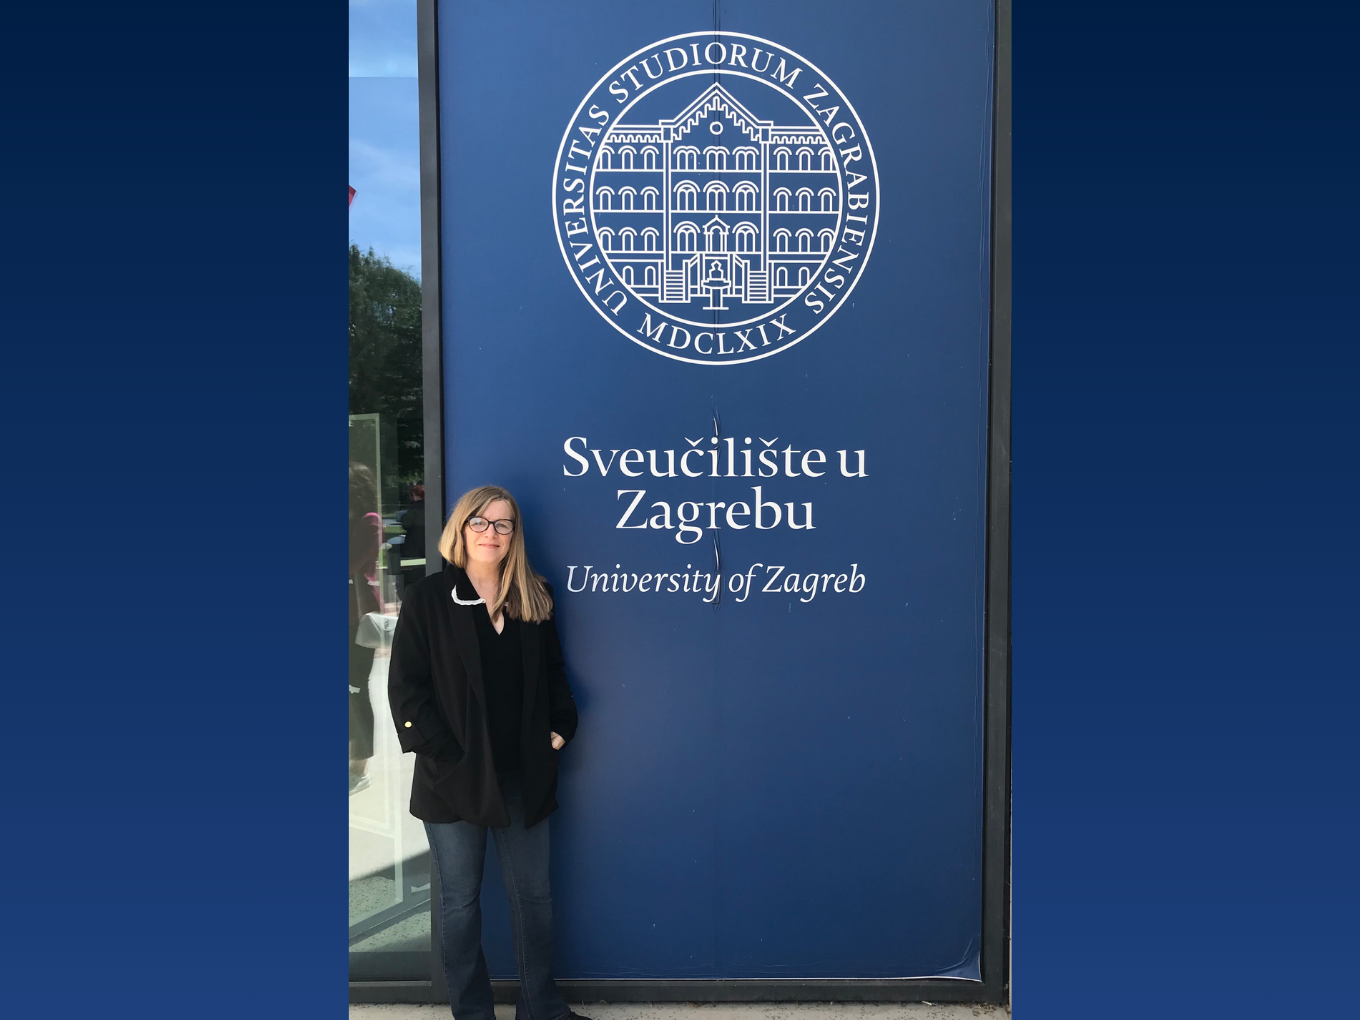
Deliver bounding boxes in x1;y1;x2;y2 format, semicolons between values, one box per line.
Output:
552;32;879;366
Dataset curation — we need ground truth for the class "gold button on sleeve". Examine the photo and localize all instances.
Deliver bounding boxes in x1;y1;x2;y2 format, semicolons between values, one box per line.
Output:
404;721;412;728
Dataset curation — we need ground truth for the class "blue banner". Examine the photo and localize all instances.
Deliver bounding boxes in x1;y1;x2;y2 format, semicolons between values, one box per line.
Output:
438;0;994;979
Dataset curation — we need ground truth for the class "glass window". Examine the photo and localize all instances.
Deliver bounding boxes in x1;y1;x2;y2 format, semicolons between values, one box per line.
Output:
349;0;429;981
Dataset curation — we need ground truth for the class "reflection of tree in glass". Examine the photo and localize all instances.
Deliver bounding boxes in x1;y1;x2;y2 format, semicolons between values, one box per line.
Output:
349;245;423;492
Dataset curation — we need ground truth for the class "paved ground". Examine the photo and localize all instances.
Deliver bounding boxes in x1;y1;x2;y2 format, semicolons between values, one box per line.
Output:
351;1004;1009;1020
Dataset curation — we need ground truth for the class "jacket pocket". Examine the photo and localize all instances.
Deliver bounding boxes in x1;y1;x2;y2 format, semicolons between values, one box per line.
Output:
430;751;473;794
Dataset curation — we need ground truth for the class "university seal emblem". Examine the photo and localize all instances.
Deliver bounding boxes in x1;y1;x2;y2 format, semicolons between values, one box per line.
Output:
552;32;879;365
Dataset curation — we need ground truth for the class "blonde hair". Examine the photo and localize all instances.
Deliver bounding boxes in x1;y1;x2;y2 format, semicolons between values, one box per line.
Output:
437;485;554;623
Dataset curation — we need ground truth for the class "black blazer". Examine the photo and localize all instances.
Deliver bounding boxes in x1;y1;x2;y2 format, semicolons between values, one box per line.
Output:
387;564;580;828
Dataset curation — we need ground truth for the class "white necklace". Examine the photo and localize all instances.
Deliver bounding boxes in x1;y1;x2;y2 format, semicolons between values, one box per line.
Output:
451;586;485;606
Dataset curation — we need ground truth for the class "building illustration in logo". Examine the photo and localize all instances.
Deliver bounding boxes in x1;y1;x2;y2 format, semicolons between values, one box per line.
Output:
591;83;840;314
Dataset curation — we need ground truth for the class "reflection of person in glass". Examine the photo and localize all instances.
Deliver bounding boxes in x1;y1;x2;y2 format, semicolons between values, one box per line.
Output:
349;462;383;795
388;486;591;1020
399;481;426;597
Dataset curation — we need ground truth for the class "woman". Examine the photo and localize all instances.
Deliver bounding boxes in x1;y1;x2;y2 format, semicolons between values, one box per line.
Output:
387;486;590;1020
349;462;383;795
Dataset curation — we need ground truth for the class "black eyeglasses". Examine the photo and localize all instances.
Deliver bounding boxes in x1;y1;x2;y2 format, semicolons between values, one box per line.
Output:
466;516;515;535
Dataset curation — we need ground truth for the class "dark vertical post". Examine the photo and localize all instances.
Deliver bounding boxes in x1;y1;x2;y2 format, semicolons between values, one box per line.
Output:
417;0;448;1002
982;0;1013;1005
419;0;446;580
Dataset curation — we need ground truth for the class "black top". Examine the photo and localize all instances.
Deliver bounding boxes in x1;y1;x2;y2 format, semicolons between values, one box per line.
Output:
473;607;523;776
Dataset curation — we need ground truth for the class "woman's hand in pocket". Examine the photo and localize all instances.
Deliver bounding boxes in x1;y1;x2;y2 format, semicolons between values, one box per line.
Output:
428;732;464;762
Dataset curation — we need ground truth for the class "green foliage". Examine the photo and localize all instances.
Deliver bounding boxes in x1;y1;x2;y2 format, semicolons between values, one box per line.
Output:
349;245;424;489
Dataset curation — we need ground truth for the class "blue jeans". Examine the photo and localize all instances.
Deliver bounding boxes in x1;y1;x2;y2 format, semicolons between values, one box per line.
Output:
424;776;569;1020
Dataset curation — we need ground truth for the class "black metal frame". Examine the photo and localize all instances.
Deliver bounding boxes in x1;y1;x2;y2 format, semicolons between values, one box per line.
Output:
353;0;1011;1004
419;0;446;582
